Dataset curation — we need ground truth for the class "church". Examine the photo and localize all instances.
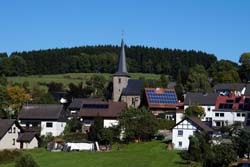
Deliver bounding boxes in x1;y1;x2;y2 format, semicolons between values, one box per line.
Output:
112;37;144;108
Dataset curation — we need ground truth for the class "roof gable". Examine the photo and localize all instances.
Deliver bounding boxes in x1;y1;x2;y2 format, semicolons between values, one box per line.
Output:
0;119;23;140
122;79;144;96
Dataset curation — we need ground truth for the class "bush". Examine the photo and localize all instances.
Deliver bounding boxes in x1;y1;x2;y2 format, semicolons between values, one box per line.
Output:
40;133;54;148
63;132;88;142
15;154;39;167
0;149;22;164
157;119;175;130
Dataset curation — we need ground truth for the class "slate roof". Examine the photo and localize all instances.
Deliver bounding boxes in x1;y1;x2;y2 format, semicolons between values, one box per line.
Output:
79;101;127;118
184;92;218;106
244;84;250;96
17;132;38;142
19;104;66;122
114;37;130;77
213;83;245;92
68;98;103;109
121;79;144;96
0;119;22;140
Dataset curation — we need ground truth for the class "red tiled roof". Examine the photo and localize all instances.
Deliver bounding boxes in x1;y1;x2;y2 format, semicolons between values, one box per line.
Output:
79;101;127;118
215;95;250;111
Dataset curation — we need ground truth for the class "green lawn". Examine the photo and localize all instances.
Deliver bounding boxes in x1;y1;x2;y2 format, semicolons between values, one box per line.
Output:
0;141;188;167
7;73;160;89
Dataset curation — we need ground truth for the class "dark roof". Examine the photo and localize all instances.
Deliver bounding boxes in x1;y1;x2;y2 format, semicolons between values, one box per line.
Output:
184;92;218;106
113;37;130;77
79;101;127;118
121;79;144;96
213;83;245;92
17;132;38;142
0;119;22;140
68;98;103;109
173;116;213;132
244;84;250;96
19;104;66;121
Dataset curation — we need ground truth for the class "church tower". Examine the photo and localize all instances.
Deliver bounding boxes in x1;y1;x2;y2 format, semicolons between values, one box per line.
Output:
113;36;130;102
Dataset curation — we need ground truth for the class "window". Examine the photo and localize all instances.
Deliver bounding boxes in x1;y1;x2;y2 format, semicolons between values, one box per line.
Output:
220;113;224;117
206;117;212;121
46;122;53;128
178;142;182;147
207;107;211;111
118;78;121;84
178;130;183;136
13;127;16;133
12;139;15;145
242;113;246;117
215;113;219;117
237;113;241;117
216;122;221;127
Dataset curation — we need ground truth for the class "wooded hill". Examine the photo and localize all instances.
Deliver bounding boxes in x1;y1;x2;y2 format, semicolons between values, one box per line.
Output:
0;45;217;79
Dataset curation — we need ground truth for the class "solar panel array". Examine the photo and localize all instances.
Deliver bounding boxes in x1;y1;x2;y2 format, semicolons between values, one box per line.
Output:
146;89;178;104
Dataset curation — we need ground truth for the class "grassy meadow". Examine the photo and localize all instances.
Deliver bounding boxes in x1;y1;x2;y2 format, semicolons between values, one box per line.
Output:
7;73;160;89
0;141;191;167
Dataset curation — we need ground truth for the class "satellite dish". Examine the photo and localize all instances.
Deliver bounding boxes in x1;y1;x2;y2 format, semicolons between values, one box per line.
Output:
60;98;67;104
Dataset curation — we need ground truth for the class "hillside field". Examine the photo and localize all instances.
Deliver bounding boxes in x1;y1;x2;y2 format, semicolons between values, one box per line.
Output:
0;141;195;167
7;73;160;89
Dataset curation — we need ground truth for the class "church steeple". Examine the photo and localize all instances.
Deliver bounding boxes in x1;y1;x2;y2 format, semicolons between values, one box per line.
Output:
114;36;129;77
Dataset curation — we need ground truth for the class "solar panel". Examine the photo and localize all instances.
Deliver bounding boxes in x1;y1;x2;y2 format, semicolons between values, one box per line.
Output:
82;104;109;109
146;90;178;104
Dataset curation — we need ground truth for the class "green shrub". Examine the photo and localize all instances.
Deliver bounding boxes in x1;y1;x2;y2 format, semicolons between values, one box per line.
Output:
0;149;22;164
15;154;39;167
157;119;175;130
63;132;88;142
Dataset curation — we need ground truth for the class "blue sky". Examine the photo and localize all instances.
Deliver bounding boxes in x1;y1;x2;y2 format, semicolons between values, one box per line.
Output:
0;0;249;63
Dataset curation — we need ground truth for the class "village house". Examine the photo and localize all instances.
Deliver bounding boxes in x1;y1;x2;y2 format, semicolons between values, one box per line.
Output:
78;100;127;132
18;104;67;136
145;88;184;123
184;92;218;124
171;116;213;150
212;94;250;127
0;119;38;150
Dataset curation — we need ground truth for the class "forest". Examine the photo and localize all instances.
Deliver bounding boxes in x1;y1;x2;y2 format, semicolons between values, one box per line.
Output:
0;45;217;79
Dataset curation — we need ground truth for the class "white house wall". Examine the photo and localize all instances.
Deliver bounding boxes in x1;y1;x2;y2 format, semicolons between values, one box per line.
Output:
23;137;38;149
212;111;245;127
41;121;66;136
172;120;197;150
104;119;118;128
176;113;184;124
0;124;21;150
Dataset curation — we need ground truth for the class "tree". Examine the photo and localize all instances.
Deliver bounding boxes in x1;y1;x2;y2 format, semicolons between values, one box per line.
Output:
7;85;31;116
0;86;8;118
158;74;169;88
205;143;237;167
239;52;250;82
86;75;107;97
15;154;39;167
119;107;158;142
233;128;250;158
64;117;82;134
185;65;211;92
88;116;104;142
185;105;205;119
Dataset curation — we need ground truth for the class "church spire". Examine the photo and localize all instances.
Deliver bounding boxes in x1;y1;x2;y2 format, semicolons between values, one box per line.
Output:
114;35;130;77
